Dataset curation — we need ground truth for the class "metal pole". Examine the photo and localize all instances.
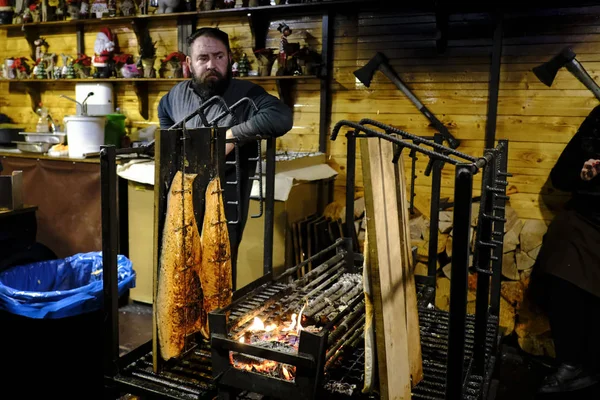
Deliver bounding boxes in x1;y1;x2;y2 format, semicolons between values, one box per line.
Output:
473;150;497;375
445;164;474;400
263;137;276;276
101;145;119;381
345;131;357;251
427;134;443;290
490;141;510;316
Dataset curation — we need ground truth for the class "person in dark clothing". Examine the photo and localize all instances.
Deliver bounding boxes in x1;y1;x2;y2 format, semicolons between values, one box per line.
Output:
157;27;293;286
529;105;600;394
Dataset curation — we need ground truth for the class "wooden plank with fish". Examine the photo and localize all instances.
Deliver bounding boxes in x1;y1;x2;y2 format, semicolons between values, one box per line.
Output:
152;127;233;369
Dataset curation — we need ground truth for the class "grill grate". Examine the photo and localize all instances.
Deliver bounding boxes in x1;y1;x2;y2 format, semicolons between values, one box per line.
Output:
113;341;216;400
321;307;498;400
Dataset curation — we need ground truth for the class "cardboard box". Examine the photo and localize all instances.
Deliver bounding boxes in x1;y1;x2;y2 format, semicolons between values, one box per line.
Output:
236;180;321;289
127;181;155;304
0;170;23;211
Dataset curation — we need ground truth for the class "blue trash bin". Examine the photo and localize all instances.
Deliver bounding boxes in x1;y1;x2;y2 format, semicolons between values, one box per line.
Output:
0;252;135;398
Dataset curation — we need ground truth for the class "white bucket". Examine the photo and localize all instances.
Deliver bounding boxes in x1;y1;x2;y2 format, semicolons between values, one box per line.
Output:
64;115;106;158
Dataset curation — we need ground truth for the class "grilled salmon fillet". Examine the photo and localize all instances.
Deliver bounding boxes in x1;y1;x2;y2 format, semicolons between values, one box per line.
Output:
199;177;233;338
156;171;203;361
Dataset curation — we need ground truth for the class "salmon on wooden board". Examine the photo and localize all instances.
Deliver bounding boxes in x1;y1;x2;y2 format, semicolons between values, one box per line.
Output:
156;171;203;361
199;176;233;339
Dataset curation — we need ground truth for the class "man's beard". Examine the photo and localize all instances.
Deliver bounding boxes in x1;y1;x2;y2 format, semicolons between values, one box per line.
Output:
190;63;232;100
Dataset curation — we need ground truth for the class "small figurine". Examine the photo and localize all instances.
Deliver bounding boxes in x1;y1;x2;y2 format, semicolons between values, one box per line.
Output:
60;53;70;76
34;37;49;62
237;53;250;77
92;27;116;78
156;0;180;14
35;61;46;79
277;22;292;75
120;0;135;16
66;61;75;79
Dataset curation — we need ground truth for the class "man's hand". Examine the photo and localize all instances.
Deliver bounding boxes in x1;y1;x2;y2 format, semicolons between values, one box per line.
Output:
225;129;235;156
580;159;600;181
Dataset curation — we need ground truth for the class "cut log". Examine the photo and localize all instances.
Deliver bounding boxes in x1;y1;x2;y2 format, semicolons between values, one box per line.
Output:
502;251;519;280
435;277;451;312
442;263;452;280
415;262;428;276
527;244;542;260
516;249;536;271
517;332;556;358
437;233;449;255
471;203;480;227
503;222;521;254
504;205;520;233
409;215;429;241
499;297;516;336
520;220;548;253
445;235;453;259
438;210;453;233
500;281;524;309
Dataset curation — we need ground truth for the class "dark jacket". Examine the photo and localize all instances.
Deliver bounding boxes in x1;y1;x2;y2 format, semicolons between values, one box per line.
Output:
550;104;600;224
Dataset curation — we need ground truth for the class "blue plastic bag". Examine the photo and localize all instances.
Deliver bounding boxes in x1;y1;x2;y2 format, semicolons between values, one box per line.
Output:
0;251;135;319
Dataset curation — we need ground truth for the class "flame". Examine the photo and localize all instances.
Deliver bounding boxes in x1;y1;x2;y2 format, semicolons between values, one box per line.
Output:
282;313;297;332
296;300;307;333
265;323;277;332
238;336;245;343
248;317;265;331
282;365;292;380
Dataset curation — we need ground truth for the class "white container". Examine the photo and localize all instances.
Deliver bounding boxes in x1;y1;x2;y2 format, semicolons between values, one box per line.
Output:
75;82;114;116
64;115;106;158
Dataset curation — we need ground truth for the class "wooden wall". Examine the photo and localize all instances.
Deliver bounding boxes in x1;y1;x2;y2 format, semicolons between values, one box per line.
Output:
329;5;600;223
2;4;600;223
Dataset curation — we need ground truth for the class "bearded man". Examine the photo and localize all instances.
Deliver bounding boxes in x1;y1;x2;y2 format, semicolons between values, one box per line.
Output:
157;27;293;285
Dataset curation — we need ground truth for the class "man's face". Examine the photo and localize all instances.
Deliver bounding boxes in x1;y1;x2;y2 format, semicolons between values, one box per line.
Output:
187;35;232;98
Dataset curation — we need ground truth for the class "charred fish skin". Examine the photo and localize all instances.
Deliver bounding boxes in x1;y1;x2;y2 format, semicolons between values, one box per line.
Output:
156;171;203;361
199;177;233;339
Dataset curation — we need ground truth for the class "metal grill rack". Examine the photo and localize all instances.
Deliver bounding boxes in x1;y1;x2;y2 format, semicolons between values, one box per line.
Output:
331;118;510;400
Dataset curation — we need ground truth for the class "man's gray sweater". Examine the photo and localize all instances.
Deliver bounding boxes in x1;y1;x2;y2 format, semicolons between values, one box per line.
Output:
158;78;292;139
157;79;292;278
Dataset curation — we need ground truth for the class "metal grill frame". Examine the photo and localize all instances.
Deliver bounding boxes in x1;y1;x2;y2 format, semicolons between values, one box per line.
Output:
208;237;359;400
330;119;510;400
100;96;278;399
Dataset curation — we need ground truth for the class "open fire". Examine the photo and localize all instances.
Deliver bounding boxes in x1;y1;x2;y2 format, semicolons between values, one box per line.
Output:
229;302;321;381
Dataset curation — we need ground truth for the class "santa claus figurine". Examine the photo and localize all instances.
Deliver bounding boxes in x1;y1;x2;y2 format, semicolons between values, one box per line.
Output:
93;28;116;78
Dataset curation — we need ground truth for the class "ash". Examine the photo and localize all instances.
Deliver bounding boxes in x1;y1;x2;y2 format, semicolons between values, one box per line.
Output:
323;381;357;396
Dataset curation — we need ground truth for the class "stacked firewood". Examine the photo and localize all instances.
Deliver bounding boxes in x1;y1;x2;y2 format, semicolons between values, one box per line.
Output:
409;202;556;358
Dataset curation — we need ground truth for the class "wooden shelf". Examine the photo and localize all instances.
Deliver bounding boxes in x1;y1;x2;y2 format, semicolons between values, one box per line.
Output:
7;75;317;119
0;0;378;31
5;75;317;83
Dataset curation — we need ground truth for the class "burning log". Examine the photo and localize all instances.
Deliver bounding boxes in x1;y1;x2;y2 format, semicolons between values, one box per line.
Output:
327;303;366;346
314;284;363;323
305;273;362;318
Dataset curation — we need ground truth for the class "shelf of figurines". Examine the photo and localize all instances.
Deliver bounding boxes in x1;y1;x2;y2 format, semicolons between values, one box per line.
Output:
3;75;315;82
4;74;317;120
0;0;374;31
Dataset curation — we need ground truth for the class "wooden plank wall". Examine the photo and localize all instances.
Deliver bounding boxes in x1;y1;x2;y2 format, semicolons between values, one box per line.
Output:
2;5;600;223
329;6;600;223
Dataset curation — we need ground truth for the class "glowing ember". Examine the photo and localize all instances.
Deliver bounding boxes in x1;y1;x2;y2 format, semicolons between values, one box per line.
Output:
230;304;320;382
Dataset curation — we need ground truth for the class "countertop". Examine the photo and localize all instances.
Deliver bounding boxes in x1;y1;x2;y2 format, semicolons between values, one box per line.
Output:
0;148;101;164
